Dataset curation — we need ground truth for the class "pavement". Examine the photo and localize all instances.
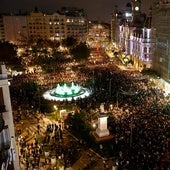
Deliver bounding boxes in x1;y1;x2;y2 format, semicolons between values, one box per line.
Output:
15;114;116;170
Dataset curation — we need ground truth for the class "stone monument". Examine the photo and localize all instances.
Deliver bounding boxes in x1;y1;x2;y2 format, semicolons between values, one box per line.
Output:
96;115;110;137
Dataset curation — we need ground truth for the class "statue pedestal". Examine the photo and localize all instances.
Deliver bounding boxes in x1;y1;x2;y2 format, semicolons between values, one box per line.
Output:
90;115;114;143
96;128;109;137
96;115;109;137
90;131;114;143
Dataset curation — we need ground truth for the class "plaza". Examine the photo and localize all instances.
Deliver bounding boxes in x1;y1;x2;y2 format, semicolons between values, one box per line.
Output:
11;55;170;169
0;1;170;169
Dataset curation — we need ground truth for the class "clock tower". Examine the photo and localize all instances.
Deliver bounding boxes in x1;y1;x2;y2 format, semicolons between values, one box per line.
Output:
131;0;141;14
131;0;142;23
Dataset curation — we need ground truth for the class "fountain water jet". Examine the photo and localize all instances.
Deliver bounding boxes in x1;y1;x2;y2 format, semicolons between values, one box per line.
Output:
43;82;91;101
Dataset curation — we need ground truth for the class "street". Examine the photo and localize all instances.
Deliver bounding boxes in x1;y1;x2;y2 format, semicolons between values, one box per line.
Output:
15;113;116;170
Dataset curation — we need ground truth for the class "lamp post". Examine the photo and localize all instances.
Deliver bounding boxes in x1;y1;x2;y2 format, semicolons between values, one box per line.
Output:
116;87;121;108
53;105;58;120
92;70;95;94
130;116;134;148
130;123;133;148
109;78;112;97
116;91;119;108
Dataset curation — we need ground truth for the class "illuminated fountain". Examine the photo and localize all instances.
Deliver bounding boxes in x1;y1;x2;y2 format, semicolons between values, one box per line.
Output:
43;82;91;101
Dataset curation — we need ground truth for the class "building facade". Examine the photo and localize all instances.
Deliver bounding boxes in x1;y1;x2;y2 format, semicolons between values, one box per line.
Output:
152;1;170;83
3;15;28;45
0;65;20;170
27;9;67;42
60;7;88;42
1;7;88;44
0;15;5;42
111;0;155;70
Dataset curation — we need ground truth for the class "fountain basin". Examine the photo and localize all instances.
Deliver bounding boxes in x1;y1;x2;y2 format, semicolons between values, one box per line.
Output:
43;82;91;101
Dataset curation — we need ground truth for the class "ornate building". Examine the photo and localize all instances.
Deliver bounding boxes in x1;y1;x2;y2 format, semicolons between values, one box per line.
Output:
111;0;155;70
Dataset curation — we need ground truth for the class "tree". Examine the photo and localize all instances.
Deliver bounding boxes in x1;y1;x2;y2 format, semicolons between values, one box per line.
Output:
33;50;64;73
71;42;90;62
0;41;17;61
0;41;23;70
62;37;77;49
141;68;160;78
22;80;38;107
65;111;92;140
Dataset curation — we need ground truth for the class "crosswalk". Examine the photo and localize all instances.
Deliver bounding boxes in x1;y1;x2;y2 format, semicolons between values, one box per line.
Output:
17;116;115;170
22;117;64;143
18;117;66;169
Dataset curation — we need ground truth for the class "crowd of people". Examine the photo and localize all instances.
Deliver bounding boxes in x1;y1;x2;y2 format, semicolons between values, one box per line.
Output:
74;65;170;169
10;49;170;169
19;139;42;169
17;119;83;169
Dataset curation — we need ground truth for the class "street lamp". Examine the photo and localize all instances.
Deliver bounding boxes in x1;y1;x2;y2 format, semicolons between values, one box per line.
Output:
130;116;133;148
109;78;112;97
116;91;119;108
53;105;58;120
92;123;96;129
116;87;122;108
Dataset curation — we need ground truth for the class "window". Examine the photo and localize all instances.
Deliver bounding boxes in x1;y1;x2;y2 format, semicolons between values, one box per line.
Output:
144;47;147;53
144;31;147;39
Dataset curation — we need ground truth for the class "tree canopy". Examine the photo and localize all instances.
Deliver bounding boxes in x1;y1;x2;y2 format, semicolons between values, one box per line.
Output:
0;41;22;70
62;37;77;49
71;42;90;62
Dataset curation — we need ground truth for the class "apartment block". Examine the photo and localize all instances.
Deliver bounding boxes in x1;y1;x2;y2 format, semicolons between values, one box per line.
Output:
1;7;88;44
0;15;5;41
152;1;170;83
3;15;28;45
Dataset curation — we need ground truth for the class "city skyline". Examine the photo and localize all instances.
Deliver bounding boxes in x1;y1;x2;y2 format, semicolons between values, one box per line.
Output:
1;0;158;22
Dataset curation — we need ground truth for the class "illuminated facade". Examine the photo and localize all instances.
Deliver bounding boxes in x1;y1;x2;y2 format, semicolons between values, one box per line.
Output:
61;7;88;42
130;26;155;70
111;0;155;70
27;10;67;42
1;7;88;44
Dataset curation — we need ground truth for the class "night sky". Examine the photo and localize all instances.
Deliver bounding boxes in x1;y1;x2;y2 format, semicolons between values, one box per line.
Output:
1;0;158;22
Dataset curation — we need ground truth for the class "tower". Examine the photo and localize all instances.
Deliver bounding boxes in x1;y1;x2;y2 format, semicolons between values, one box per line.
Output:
125;3;133;23
131;0;141;18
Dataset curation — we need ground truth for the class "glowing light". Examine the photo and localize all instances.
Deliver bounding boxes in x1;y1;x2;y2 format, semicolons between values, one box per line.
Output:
43;82;92;101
